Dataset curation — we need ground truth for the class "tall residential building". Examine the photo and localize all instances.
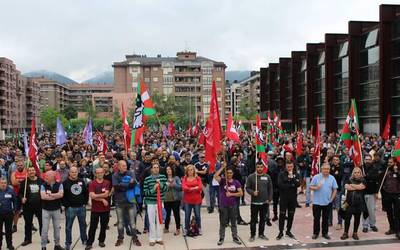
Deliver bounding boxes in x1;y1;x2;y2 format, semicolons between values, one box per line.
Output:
238;72;261;115
113;51;227;120
260;4;400;135
0;57;40;132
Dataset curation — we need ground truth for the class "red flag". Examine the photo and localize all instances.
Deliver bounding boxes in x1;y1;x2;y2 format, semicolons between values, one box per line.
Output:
311;117;321;176
296;131;303;156
393;138;400;161
206;81;222;173
204;119;216;172
226;113;240;142
156;185;163;224
382;114;391;141
121;103;131;152
187;121;192;137
198;127;206;145
28;119;41;176
168;120;175;137
96;131;108;154
192;116;200;136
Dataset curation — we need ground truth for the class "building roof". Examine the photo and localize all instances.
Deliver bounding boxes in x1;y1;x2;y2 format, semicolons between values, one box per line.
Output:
113;52;226;67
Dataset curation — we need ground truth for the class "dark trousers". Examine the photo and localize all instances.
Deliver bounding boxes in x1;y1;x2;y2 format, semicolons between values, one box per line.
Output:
164;201;181;230
383;193;400;232
279;198;296;232
23;205;42;241
235;197;244;222
273;191;280;217
312;203;331;235
87;211;110;246
344;212;361;234
219;206;238;239
0;212;13;248
250;203;268;237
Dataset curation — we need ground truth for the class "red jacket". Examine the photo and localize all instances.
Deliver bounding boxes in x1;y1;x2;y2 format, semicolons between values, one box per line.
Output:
182;176;202;205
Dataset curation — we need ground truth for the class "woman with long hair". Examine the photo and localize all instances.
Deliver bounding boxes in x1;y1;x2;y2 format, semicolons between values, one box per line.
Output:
163;165;182;235
182;164;203;235
340;167;366;240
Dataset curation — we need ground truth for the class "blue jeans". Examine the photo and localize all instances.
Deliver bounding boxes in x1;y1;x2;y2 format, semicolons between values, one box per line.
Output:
65;207;87;249
305;177;311;205
184;204;201;232
209;185;219;209
328;191;343;225
115;202;137;240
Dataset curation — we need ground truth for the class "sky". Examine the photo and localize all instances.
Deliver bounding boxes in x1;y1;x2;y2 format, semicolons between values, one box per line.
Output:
0;0;396;82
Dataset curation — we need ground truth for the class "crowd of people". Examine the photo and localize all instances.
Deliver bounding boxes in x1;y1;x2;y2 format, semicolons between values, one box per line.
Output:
0;129;399;250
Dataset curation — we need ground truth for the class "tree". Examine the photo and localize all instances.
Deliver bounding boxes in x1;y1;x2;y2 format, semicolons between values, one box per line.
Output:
63;105;78;119
238;97;257;121
83;98;97;118
40;107;67;131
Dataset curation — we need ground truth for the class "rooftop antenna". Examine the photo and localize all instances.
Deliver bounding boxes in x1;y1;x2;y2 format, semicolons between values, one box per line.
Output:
184;41;190;52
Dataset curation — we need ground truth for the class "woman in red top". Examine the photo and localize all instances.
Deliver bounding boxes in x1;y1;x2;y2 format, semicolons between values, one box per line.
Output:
182;165;203;235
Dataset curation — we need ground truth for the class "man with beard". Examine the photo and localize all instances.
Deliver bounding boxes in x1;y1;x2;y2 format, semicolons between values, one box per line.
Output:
20;166;43;246
246;162;273;242
362;154;379;233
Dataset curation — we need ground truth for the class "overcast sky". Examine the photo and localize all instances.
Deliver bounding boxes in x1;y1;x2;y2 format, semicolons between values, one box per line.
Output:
0;0;394;82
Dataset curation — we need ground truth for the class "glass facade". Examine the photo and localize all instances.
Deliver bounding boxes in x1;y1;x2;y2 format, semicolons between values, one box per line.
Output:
298;59;307;125
272;68;280;111
286;61;293;119
358;28;379;132
314;51;326;125
333;41;349;128
392;20;400;135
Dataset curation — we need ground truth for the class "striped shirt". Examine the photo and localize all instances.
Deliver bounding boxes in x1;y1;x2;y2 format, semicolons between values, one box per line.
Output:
143;174;167;205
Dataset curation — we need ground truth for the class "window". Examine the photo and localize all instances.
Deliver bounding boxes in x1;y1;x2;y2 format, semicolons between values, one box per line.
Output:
144;78;150;83
153;67;158;71
338;41;349;58
365;29;379;48
144;67;150;72
368;46;379;65
318;52;325;65
216;77;222;82
153;77;158;82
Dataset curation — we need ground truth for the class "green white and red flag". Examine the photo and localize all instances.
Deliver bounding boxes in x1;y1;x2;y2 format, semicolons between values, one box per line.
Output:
256;114;268;172
393;137;400;161
340;99;362;167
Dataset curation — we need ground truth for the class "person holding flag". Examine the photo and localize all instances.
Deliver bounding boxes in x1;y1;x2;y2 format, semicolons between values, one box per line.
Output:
245;161;273;242
143;163;167;246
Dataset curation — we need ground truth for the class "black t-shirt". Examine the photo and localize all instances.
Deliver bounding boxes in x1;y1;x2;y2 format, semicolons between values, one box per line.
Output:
20;177;43;207
194;162;208;184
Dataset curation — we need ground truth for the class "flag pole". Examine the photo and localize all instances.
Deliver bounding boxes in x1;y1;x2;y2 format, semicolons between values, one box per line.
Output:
254;121;258;192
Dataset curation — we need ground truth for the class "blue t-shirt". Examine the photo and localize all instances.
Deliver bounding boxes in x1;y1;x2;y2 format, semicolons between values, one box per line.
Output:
311;174;338;206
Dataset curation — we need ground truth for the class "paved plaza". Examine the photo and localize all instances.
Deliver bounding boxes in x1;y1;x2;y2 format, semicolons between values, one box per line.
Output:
10;193;399;250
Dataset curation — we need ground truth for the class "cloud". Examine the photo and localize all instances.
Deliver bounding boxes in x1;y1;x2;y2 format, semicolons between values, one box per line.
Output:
0;0;385;81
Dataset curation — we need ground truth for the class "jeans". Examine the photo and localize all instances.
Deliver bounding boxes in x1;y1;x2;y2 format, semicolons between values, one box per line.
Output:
23;205;42;242
250;203;268;237
209;185;219;209
184;203;201;233
0;212;13;249
312;203;331;235
329;190;343;225
203;184;210;207
305;177;311;205
164;200;181;230
87;211;110;246
65;206;87;249
219;206;238;239
115;202;138;240
41;209;62;247
147;204;163;243
362;194;376;228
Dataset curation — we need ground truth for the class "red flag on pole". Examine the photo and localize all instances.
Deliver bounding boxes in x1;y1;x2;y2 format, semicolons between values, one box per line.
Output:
168;120;175;137
95;131;108;154
296;131;303;156
311;117;320;176
205;81;222;173
226;113;240;142
121;103;131;152
28;119;41;176
156;185;163;224
382;114;391;141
